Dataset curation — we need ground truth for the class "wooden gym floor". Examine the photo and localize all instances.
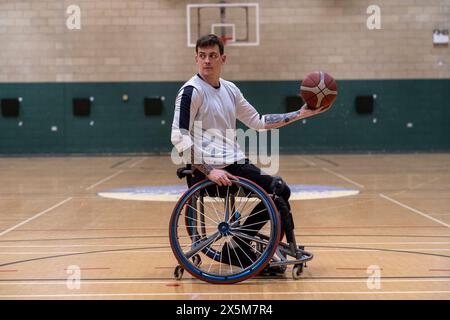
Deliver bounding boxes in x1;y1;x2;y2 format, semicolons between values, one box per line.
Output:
0;154;449;300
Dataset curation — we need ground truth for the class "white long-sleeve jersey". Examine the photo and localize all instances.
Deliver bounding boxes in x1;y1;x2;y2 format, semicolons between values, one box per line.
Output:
171;74;266;168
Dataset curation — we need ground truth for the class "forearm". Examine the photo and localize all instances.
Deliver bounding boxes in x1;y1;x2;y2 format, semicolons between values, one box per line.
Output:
263;109;303;129
190;147;213;176
263;103;329;130
192;163;214;176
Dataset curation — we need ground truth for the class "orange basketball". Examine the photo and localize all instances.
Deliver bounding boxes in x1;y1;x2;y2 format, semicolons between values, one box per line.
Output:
300;71;338;110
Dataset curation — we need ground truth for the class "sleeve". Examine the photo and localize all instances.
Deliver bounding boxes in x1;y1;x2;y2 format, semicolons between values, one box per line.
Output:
235;87;266;130
171;85;202;154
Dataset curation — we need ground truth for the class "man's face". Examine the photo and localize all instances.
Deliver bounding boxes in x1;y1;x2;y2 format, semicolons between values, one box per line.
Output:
195;45;226;77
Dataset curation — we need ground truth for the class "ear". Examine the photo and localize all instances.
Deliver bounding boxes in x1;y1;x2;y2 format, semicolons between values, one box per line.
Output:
221;54;227;64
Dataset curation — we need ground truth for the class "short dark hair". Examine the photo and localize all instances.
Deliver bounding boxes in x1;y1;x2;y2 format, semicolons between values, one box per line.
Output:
195;34;224;55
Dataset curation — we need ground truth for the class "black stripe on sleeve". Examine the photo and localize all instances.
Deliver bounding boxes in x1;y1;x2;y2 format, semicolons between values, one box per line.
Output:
179;86;194;131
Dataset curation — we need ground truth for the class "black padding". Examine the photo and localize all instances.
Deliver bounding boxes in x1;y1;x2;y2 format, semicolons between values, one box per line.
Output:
144;97;163;116
355;95;374;114
1;98;20;117
73;98;91;116
270;176;288;196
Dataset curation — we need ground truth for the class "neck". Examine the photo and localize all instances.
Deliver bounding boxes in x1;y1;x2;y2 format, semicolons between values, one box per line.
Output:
198;72;220;88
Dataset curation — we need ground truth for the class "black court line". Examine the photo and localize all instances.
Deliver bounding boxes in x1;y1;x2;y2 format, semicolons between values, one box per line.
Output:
110;158;132;169
314;156;340;167
0;245;449;269
298;234;450;239
307;245;450;259
0;246;167;268
1;233;449;244
0;235;166;243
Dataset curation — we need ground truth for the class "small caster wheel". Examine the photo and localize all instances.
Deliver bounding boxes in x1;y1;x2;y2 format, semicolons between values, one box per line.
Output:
174;265;184;280
292;264;303;280
192;254;202;267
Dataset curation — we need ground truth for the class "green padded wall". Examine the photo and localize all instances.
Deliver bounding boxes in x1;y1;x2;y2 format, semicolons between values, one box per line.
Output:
0;79;449;154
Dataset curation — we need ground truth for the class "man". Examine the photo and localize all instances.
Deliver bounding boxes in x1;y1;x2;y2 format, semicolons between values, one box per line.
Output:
171;34;327;272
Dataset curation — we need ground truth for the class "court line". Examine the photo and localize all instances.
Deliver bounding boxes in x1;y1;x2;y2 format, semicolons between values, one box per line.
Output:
85;171;124;191
393;176;442;196
12;227;166;232
306;241;450;245
110;158;131;169
10;224;450;232
315;156;339;167
294;156;316;167
0;241;449;248
0;233;448;244
322;168;365;188
0;244;169;248
1;278;450;286
63;267;111;271
0;197;73;238
429;269;450;272
379;194;450;228
1;248;449;255
128;158;146;168
0;290;449;298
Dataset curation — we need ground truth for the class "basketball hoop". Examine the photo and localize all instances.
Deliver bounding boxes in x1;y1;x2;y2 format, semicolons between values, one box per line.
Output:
220;35;233;45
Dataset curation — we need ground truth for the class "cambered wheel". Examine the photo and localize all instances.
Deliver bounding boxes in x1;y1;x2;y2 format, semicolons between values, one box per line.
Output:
169;178;281;284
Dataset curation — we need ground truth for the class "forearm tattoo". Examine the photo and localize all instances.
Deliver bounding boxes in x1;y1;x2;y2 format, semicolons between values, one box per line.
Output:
264;110;301;125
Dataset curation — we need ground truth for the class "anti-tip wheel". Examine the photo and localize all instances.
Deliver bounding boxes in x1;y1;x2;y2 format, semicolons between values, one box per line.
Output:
192;254;202;267
174;265;184;280
292;264;304;280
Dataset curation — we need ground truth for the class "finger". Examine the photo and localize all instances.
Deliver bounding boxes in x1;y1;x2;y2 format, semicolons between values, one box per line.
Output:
225;172;238;180
300;103;308;110
319;104;331;112
214;177;223;186
222;176;232;186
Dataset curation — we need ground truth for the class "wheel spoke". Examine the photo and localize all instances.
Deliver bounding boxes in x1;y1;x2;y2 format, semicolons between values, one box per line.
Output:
229;230;270;246
185;231;221;259
229;237;255;266
233;190;254;219
204;188;223;222
225;238;235;273
186;203;219;226
224;186;230;222
232;219;269;230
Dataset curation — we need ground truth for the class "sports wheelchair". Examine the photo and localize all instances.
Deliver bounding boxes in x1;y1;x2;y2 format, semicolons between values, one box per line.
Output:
169;167;313;284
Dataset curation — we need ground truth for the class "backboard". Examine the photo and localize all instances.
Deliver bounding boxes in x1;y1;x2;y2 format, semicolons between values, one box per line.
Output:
187;3;260;47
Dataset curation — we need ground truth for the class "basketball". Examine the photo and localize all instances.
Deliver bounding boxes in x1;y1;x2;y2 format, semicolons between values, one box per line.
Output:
300;71;338;110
